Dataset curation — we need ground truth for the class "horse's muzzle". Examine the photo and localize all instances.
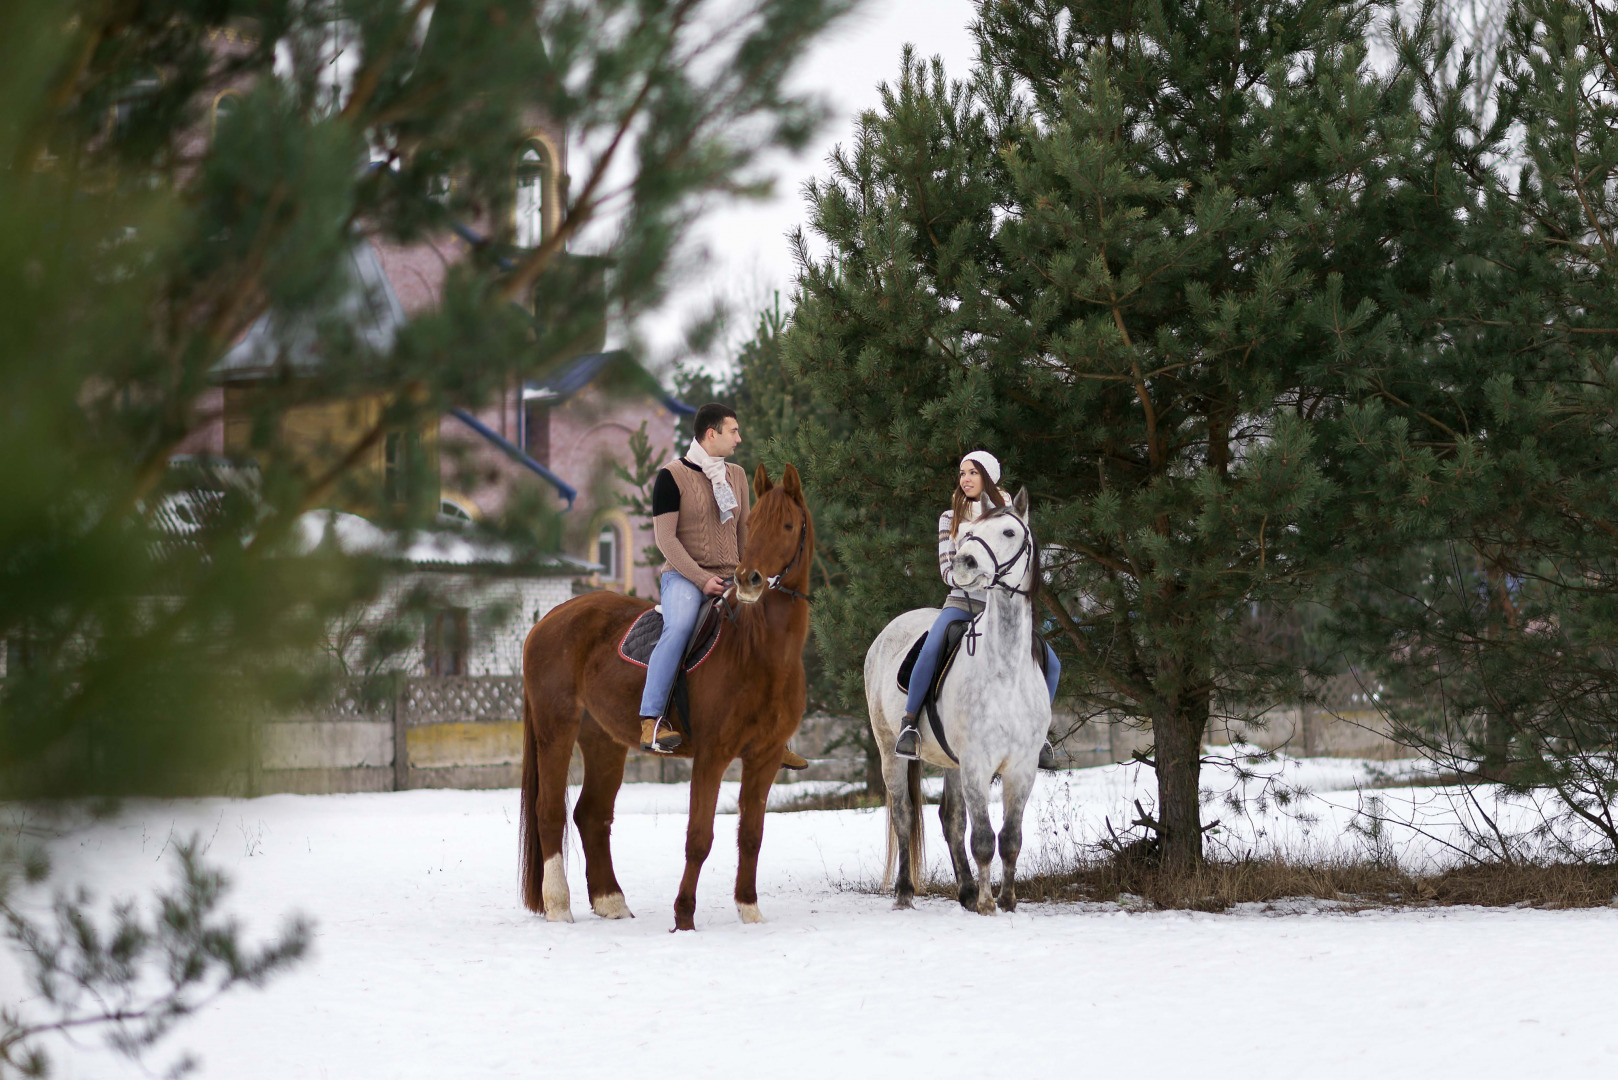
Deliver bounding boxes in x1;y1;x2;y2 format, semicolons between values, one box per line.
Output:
951;554;989;591
735;568;766;603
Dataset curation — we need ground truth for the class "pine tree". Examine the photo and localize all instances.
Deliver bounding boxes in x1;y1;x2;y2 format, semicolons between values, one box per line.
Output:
1326;0;1618;857
786;0;1466;868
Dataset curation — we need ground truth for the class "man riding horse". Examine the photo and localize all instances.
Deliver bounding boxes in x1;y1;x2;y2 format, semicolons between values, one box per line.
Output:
640;403;808;771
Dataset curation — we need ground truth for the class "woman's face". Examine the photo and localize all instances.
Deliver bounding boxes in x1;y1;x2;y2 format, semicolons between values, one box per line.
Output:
959;461;984;499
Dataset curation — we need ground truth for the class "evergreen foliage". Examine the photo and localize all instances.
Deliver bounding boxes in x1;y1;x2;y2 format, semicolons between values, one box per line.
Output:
785;0;1466;867
0;0;851;799
1325;0;1618;859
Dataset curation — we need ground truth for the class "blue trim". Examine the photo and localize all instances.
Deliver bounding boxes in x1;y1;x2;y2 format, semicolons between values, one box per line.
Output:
448;408;578;510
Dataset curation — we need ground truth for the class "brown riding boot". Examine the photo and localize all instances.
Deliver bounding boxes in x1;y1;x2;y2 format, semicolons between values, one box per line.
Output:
779;747;809;771
640;715;682;754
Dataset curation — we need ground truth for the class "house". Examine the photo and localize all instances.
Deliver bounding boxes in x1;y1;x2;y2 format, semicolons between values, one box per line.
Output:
170;76;694;674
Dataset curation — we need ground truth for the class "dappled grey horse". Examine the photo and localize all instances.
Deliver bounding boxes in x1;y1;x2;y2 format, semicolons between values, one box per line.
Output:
864;488;1051;914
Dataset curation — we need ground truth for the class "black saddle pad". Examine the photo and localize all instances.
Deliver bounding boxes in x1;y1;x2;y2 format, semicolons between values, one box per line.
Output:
618;603;723;671
896;616;1050;698
897;617;970;699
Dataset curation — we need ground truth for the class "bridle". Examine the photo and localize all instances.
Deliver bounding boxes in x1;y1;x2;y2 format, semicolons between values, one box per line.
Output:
765;507;812;604
955;506;1034;655
722;505;811;620
957;507;1033;597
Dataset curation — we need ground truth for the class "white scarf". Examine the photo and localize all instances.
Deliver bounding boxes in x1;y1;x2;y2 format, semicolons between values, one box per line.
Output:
686;438;738;523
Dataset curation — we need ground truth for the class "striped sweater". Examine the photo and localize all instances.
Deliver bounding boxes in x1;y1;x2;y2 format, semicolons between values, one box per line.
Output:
938;500;991;610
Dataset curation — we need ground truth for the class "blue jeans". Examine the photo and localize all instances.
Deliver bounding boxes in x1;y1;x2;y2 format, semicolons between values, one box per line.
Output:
640;571;707;718
904;607;1062;717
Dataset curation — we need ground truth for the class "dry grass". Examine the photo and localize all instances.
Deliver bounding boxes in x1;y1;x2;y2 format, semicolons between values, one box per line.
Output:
771;785;891;813
906;849;1618;912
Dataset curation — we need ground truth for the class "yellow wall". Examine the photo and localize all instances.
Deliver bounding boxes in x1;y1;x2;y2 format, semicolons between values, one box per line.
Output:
224;387;438;514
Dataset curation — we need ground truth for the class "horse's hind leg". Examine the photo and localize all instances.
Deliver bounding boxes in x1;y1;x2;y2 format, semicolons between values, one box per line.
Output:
575;715;632;919
882;753;918;908
939;770;976;911
996;761;1037;912
961;764;1000;916
534;706;581;923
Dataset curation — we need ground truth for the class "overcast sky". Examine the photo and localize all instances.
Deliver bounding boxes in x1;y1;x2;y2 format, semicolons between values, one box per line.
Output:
623;0;981;377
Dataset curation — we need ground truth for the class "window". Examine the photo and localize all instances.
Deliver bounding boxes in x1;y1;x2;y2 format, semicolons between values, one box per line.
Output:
439;498;473;525
423;608;469;677
523;401;550;467
515;140;552;248
211;90;241;137
597;523;622;581
384;432;421;503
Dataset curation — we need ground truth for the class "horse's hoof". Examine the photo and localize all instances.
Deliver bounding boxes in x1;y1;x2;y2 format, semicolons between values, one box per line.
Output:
957;886;978;911
998;896;1017;913
893;893;915;910
590;892;634;919
976;892;998;916
544;907;575;923
737;902;765;924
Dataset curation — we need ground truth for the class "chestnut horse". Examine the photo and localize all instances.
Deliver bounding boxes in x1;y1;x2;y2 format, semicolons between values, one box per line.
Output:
519;464;814;930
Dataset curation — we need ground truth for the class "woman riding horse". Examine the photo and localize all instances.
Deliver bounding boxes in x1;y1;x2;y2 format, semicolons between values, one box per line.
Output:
893;451;1060;764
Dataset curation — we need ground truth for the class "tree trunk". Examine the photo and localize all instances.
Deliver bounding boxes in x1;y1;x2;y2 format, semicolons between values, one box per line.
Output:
1153;692;1208;871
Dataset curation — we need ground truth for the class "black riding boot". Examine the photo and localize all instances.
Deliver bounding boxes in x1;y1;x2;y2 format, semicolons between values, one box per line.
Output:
894;714;921;760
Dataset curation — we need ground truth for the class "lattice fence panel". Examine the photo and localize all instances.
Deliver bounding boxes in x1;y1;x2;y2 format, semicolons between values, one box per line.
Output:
401;676;524;726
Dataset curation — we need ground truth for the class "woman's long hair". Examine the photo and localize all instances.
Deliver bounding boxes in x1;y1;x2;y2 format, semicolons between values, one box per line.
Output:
951;475;1007;540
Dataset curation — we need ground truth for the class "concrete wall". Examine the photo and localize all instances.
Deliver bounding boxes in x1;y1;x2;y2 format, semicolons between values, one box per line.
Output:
242;675;1411;797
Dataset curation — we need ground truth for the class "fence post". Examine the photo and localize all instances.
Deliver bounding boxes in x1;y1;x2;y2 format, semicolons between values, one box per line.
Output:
392;678;410;792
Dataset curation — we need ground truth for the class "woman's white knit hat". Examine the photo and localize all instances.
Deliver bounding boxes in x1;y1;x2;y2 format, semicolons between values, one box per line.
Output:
960;450;1001;486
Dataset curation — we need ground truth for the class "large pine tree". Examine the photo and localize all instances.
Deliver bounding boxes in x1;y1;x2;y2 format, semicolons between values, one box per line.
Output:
1325;0;1618;856
786;0;1466;868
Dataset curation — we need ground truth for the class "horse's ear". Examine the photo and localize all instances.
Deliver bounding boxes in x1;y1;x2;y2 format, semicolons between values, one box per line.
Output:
1013;486;1030;517
754;464;773;497
781;463;803;500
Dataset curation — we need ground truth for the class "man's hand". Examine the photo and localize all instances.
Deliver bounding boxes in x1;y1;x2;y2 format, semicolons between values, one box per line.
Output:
702;575;727;597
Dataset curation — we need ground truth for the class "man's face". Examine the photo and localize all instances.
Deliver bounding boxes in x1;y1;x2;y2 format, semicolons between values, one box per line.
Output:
701;417;742;458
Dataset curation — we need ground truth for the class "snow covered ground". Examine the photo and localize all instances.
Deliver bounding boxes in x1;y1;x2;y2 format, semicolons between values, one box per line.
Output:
8;755;1618;1079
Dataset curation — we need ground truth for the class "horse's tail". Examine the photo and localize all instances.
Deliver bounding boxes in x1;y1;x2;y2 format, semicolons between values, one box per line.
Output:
519;684;544;912
882;759;926;892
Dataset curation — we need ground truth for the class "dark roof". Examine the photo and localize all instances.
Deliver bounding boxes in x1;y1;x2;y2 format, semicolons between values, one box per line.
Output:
528;350;696;416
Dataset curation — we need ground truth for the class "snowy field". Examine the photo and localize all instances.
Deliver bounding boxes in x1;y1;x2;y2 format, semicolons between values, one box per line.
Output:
8;755;1618;1079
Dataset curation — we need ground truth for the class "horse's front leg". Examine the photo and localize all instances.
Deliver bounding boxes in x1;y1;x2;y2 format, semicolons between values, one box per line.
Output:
939;770;975;910
961;762;999;916
733;746;779;923
674;751;728;931
996;759;1037;912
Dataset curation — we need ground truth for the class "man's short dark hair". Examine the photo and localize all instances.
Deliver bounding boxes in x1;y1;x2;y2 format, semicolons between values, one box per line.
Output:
694;403;738;442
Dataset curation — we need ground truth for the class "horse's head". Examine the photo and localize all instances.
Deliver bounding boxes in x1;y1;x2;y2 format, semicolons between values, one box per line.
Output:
951;487;1034;595
733;463;814;604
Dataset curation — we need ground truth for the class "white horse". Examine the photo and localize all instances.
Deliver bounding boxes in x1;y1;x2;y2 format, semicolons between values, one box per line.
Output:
864;488;1050;914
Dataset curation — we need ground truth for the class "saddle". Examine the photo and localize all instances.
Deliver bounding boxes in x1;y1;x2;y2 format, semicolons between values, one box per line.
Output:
618;603;724;671
896;615;1051;765
618;600;725;740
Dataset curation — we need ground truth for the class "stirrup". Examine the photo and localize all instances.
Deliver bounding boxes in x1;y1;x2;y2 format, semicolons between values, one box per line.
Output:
894;722;921;761
1038;739;1058;771
640;715;683;754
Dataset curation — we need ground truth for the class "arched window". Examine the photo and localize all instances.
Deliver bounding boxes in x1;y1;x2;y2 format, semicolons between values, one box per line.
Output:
515;140;552;248
597;523;622;581
211;90;242;137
